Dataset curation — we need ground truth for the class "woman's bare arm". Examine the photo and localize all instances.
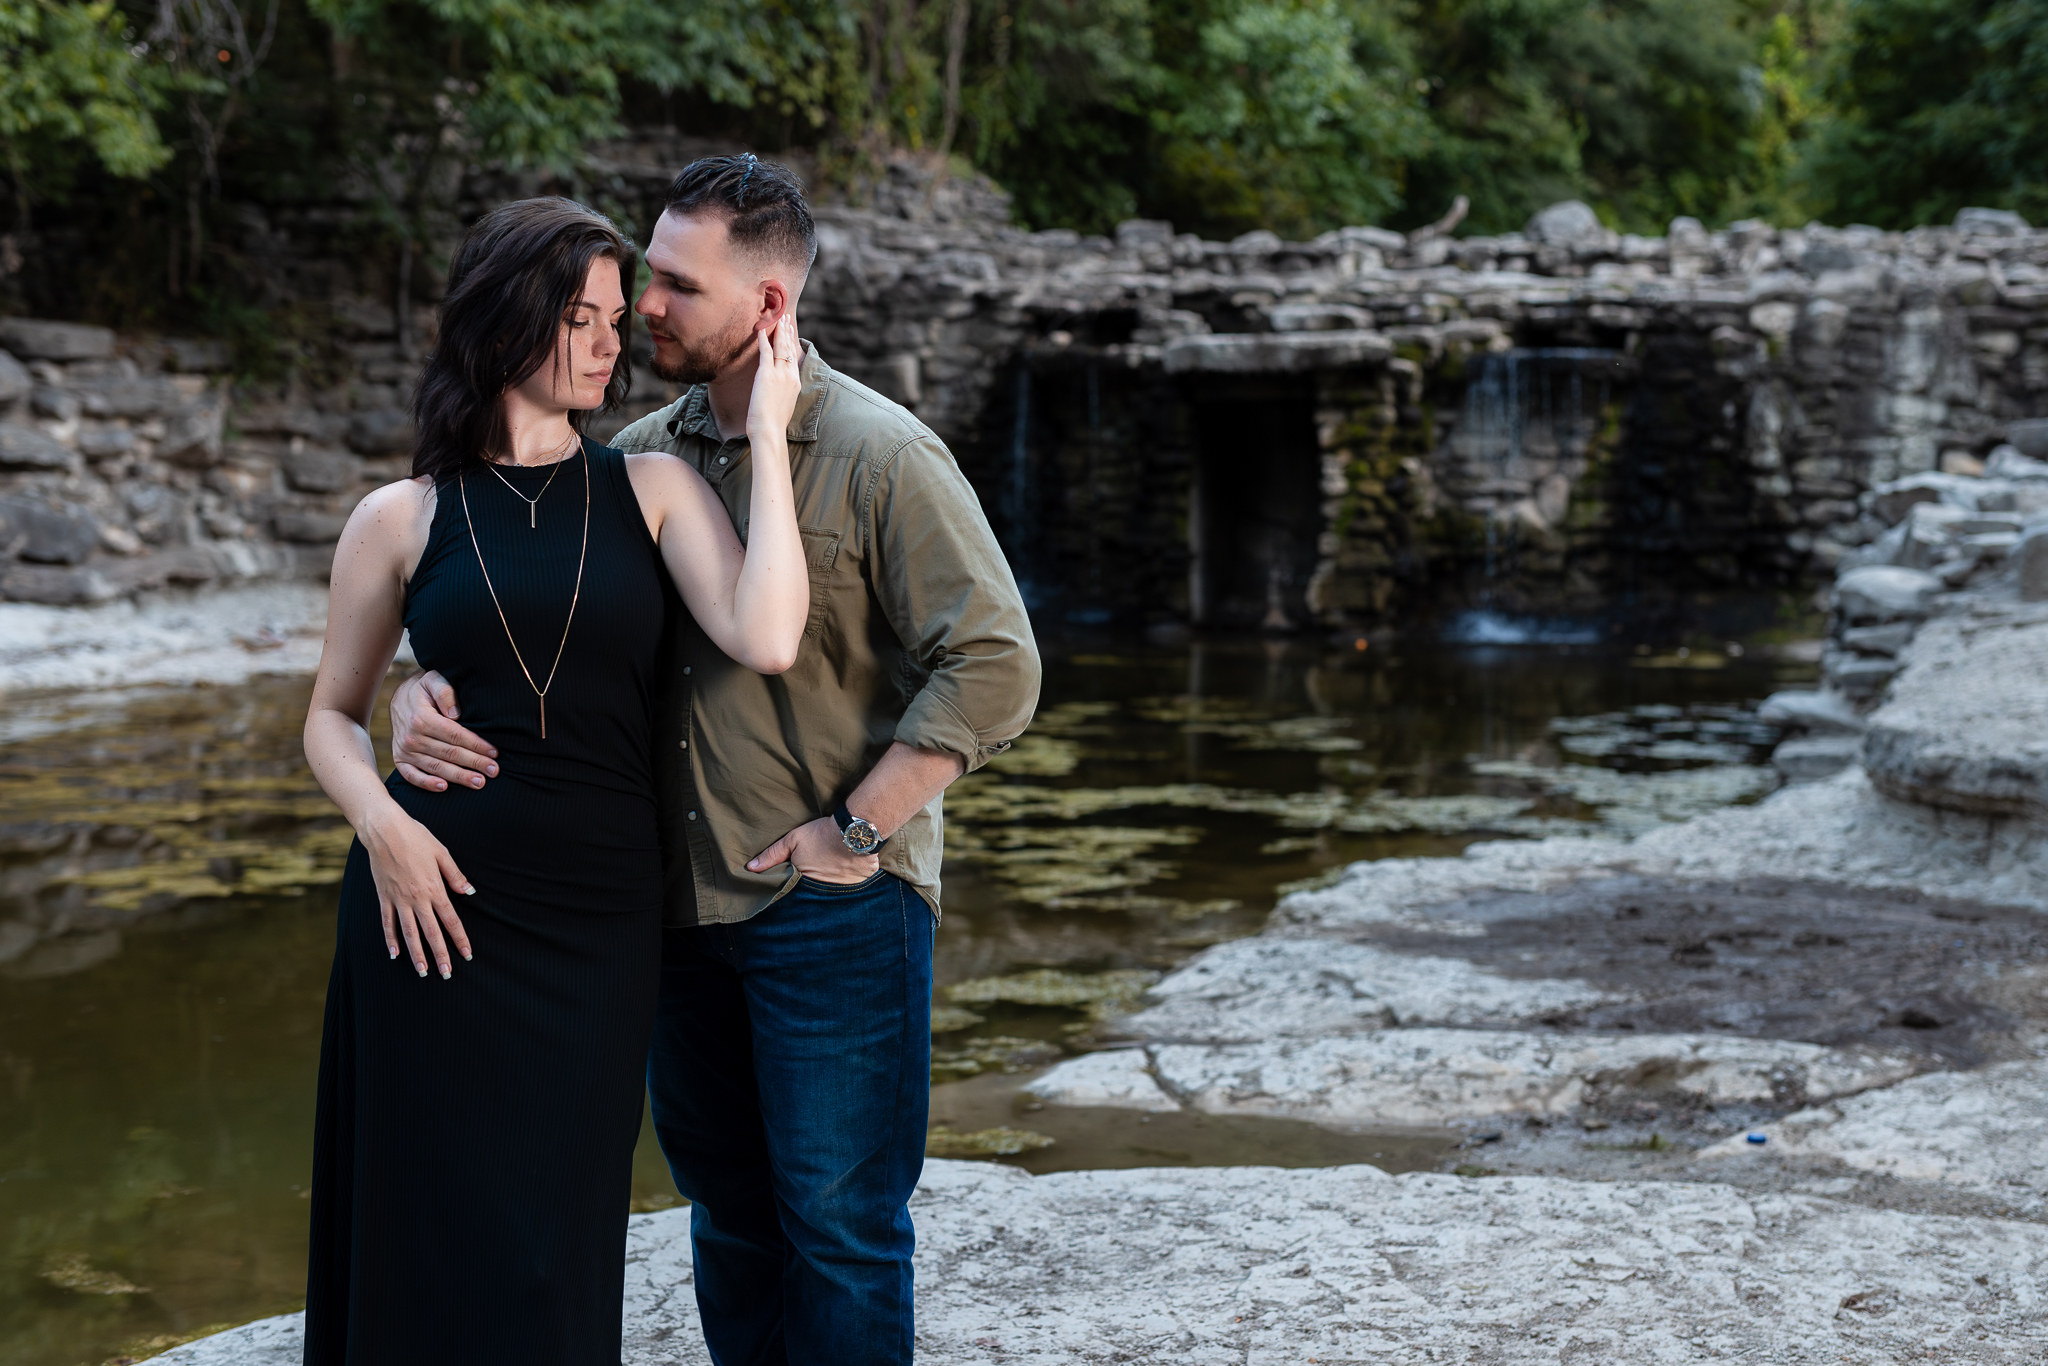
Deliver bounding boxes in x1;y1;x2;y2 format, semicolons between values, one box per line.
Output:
303;478;475;978
627;315;809;675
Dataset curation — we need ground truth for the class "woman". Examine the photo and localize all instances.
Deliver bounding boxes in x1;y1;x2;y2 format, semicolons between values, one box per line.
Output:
300;197;808;1364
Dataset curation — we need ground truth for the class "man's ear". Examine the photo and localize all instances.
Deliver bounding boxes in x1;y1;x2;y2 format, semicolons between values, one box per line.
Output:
757;279;790;332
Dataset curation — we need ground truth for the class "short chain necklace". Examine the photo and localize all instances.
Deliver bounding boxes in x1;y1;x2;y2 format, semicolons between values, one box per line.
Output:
458;448;589;739
485;428;579;528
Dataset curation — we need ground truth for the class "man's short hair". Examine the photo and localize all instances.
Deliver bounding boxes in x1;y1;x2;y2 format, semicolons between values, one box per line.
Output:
665;154;817;278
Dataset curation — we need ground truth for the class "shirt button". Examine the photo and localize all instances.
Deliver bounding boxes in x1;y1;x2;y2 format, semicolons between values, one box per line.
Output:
716;455;728;465
683;666;692;676
678;739;688;750
687;811;699;821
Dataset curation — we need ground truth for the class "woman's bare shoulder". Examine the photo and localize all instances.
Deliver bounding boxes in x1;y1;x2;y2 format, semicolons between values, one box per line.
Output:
335;476;436;558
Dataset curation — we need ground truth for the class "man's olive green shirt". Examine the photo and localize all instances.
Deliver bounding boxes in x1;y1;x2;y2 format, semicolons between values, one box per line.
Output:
612;344;1040;925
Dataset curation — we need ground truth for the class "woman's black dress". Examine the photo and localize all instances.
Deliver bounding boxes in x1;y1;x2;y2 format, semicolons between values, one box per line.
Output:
305;441;671;1365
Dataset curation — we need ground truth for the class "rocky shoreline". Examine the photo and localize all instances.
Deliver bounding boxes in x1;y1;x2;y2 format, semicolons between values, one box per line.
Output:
152;585;2048;1359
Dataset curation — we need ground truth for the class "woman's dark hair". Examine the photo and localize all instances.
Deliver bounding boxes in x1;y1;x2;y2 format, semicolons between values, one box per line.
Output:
411;197;635;482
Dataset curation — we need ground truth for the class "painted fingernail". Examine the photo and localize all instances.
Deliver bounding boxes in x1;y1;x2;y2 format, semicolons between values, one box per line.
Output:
415;964;427;978
439;965;451;980
462;884;475;895
388;947;398;959
461;949;473;961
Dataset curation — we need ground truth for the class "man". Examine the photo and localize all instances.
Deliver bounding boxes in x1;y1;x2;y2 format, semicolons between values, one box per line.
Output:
387;155;1040;1365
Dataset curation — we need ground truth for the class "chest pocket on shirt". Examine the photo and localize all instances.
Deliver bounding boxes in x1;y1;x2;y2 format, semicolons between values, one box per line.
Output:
799;527;841;639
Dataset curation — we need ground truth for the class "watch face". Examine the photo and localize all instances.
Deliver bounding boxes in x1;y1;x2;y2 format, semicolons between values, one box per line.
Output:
843;818;881;854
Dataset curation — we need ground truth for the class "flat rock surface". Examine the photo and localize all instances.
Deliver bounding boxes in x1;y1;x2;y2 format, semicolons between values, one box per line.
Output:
1119;937;1617;1041
1138;1030;1916;1126
1864;609;2048;817
1705;1058;2048;1200
160;1160;2048;1365
0;583;333;695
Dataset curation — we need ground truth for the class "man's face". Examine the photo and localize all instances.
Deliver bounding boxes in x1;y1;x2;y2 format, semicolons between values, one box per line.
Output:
636;209;764;385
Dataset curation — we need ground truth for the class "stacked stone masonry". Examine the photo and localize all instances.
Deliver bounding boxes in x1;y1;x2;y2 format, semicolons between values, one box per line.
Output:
4;142;2046;629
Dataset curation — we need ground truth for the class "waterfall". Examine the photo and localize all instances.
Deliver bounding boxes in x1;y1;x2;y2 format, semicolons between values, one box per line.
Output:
1002;366;1041;607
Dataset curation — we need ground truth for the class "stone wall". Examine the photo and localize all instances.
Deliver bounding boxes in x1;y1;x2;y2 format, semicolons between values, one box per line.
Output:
4;134;2045;632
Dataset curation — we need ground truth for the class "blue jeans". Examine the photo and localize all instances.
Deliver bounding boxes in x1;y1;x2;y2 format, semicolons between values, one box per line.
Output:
648;872;933;1366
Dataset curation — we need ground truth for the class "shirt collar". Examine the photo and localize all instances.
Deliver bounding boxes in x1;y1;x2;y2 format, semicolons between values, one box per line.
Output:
665;340;831;446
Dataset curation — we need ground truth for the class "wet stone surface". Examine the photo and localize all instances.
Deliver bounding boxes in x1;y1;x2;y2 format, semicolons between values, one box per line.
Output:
1356;876;2048;1071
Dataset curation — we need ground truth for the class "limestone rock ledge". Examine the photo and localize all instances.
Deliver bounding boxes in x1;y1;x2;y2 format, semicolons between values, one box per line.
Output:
157;1160;2048;1365
1862;604;2048;816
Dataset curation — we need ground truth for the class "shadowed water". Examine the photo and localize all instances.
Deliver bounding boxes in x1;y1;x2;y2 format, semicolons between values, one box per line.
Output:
0;633;1814;1365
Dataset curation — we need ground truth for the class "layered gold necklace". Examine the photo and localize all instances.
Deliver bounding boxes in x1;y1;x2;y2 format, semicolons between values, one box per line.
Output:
458;437;589;740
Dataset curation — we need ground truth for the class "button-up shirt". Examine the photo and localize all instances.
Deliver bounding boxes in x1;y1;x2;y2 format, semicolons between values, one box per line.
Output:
611;343;1040;924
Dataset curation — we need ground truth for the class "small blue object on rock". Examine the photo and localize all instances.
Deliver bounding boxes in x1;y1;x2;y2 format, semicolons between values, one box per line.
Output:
1746;1132;1769;1145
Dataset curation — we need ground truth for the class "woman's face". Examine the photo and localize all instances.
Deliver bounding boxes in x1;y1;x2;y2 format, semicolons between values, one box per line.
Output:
511;255;627;413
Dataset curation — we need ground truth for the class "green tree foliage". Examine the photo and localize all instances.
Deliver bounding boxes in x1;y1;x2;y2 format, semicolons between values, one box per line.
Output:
8;0;2044;336
1403;0;1768;235
0;0;168;224
1801;0;2048;227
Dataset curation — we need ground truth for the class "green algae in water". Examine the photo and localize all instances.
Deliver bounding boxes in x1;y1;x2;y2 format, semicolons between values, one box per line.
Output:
930;1035;1065;1081
944;968;1160;1023
925;1125;1057;1158
931;1005;987;1034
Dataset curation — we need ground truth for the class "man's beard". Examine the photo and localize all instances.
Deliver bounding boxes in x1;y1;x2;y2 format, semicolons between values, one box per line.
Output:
648;316;757;385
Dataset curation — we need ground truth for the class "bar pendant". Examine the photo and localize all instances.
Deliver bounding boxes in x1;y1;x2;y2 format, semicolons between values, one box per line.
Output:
530;503;536;529
539;695;546;740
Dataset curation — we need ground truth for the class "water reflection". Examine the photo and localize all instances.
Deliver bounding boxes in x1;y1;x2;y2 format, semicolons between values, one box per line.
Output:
0;633;1813;1365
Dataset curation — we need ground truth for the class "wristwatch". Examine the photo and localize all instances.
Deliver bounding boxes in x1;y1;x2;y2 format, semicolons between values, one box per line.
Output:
833;802;887;855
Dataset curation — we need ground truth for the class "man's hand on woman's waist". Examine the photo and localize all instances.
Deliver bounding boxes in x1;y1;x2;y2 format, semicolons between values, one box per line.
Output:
392;670;501;791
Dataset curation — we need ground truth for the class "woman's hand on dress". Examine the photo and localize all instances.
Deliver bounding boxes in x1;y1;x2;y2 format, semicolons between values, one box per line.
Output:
744;314;802;447
360;806;475;978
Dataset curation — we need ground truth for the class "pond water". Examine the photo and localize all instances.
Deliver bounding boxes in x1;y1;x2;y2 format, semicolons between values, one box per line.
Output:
0;632;1815;1365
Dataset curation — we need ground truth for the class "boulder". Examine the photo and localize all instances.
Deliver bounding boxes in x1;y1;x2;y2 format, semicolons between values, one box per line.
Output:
77;374;182;419
0;348;27;405
1266;303;1375;333
1822;650;1902;702
0;497;100;564
1839;623;1916;657
1162;330;1392;373
2020;526;2048;602
158;400;226;466
2009;418;2048;460
30;384;79;421
273;511;349;543
0;563;117;604
0;422;74;471
1833;565;1940;622
1112;219;1174;248
346;407;415;454
76;424;137;460
1863;612;2048;817
1772;734;1861;783
281;446;361;494
1987;442;2048;477
1757;689;1866;735
0;317;115;360
1524;200;1605;245
1955;206;2031;236
1866;473;1947;526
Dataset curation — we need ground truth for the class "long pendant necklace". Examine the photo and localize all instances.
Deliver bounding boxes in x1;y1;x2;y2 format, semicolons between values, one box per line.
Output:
484;428;578;528
458;447;589;739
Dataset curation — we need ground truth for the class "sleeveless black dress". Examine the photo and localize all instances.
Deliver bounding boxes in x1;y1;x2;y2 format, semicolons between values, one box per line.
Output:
305;441;672;1365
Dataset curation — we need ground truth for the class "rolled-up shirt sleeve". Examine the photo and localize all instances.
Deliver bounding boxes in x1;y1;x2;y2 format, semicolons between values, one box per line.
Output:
869;435;1041;771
